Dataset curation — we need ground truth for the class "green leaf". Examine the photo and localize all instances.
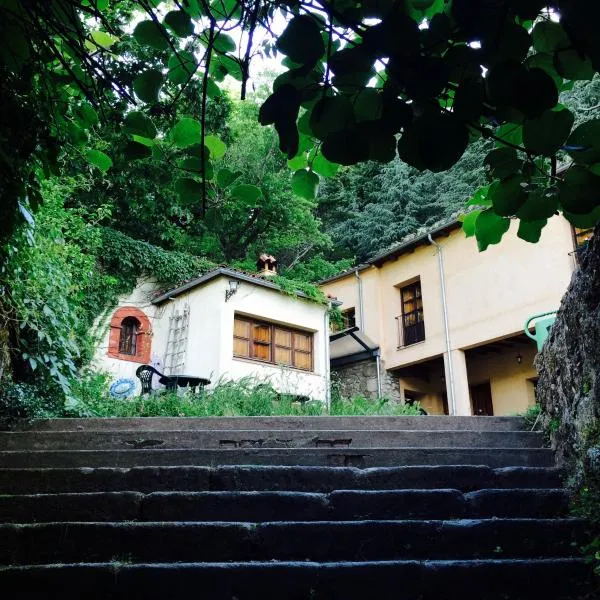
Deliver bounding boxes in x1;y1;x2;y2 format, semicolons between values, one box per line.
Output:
89;30;118;50
204;135;227;159
213;32;236;53
516;188;559;221
209;0;242;20
133;20;170;51
75;102;99;127
178;156;213;180
230;184;262;203
124;141;152;160
517;219;547;243
484;148;521;179
311;153;340;178
398;112;469;173
558;166;600;214
489;176;526;216
164;11;194;37
475;209;511;251
276;15;325;66
292;169;319;200
85;149;112;172
565;120;600;164
461;210;481;237
216;168;241;188
523;108;574;156
288;154;308;170
132;135;154;147
526;52;563;89
205;78;221;98
554;48;595;81
124;111;157;139
170;118;202;148
563;205;600;229
168;51;197;85
309;96;355;141
466;186;491;207
175;177;202;205
532;21;569;54
495;123;523;148
133;69;164;104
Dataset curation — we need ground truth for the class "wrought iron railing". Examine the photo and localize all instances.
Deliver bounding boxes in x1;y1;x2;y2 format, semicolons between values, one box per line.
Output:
395;316;426;348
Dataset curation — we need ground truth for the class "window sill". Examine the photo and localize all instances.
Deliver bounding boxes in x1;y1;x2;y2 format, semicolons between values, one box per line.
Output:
107;350;148;364
397;340;427;351
232;356;315;374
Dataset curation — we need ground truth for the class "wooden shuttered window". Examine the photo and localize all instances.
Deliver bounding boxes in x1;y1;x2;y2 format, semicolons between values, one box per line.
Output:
233;316;314;371
400;280;425;346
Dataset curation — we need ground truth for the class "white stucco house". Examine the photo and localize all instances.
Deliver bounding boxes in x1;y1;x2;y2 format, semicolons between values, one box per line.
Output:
92;263;332;401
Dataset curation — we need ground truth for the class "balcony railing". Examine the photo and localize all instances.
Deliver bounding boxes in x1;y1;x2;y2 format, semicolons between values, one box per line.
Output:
395;316;426;348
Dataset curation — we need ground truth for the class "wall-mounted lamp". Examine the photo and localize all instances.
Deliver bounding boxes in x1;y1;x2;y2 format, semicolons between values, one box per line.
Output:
225;280;240;302
516;353;522;364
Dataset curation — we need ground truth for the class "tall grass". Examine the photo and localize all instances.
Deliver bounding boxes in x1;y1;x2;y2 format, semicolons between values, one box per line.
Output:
69;373;423;418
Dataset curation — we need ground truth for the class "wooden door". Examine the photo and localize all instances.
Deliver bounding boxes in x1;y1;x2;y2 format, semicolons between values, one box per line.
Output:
470;382;494;416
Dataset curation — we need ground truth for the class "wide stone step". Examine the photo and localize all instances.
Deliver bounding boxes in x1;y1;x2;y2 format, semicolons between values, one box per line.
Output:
0;519;588;565
0;489;570;523
9;416;528;432
0;465;562;494
0;447;555;468
0;559;592;599
0;429;544;450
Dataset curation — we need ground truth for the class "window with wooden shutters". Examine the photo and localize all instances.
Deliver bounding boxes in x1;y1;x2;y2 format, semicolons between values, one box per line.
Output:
119;316;140;355
400;280;425;346
233;316;313;371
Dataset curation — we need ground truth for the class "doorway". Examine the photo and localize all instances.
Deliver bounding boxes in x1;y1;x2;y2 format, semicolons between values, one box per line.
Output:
470;382;494;416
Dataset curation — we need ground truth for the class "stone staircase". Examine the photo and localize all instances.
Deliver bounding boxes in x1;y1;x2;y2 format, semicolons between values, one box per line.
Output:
0;416;596;599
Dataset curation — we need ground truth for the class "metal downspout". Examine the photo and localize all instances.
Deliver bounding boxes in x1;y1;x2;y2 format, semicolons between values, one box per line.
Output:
375;350;382;399
355;268;365;331
324;301;332;414
428;234;457;416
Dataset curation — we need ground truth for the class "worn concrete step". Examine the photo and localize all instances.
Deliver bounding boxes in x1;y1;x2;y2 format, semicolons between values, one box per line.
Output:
0;429;544;451
0;519;588;565
0;465;562;494
9;416;528;432
0;489;571;523
0;447;555;469
0;559;593;599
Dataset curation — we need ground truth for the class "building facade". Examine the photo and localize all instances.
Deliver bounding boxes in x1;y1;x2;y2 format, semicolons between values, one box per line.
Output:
93;268;331;400
320;217;584;416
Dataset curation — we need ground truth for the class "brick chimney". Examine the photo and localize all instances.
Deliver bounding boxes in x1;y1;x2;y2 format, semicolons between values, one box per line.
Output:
257;254;277;277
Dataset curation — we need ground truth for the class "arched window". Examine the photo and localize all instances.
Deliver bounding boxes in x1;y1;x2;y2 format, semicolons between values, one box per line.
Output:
119;316;140;355
108;307;152;364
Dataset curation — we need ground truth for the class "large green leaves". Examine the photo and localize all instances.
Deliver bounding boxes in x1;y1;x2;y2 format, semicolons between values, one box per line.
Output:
204;135;227;159
474;209;511;251
230;184;262;203
133;21;169;50
124;112;157;139
398;111;468;172
164;11;194;37
565;119;600;164
85;149;112;172
276;16;325;66
292;169;319;200
168;51;196;85
170;118;201;148
523;108;574;156
133;69;164;104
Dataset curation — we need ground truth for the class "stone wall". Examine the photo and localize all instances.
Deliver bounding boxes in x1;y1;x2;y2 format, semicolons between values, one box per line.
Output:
535;223;600;485
332;358;402;402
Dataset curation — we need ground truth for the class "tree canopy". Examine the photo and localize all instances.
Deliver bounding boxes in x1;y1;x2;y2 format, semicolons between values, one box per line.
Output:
3;0;600;254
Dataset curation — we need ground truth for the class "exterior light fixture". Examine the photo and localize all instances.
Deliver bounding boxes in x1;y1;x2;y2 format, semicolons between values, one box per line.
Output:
516;353;523;364
225;280;240;302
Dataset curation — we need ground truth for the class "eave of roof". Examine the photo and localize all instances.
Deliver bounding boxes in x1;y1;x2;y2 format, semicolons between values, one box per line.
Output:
152;267;340;306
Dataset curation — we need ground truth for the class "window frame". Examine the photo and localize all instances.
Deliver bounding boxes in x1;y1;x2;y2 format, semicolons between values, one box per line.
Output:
400;279;426;347
233;315;314;372
118;316;140;356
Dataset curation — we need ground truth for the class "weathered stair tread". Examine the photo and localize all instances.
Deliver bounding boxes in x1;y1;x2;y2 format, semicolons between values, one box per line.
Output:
0;519;588;564
0;447;555;468
0;465;563;494
0;429;544;450
9;415;528;432
0;488;571;522
0;559;592;600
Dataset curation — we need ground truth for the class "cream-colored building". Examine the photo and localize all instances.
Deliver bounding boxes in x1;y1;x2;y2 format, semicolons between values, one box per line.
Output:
93;267;331;400
320;217;584;416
